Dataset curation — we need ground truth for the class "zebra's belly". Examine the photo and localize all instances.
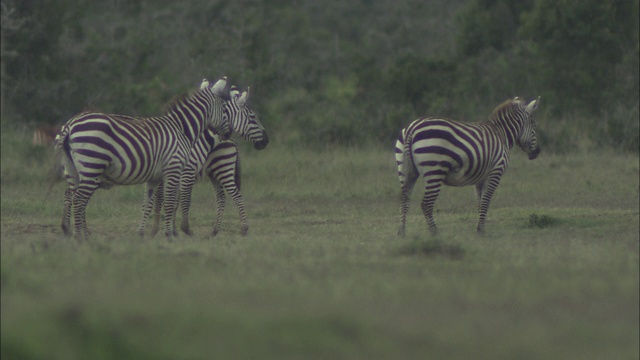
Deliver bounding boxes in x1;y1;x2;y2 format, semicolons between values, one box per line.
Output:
443;167;487;187
444;171;474;187
102;161;163;185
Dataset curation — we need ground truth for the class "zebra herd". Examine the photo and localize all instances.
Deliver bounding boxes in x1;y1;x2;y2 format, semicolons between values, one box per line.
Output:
42;75;540;240
54;77;267;240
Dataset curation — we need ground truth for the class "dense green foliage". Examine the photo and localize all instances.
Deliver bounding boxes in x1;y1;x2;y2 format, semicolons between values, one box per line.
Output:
2;0;638;151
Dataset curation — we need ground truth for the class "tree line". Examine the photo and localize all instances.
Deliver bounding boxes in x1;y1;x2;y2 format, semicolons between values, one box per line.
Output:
2;0;638;151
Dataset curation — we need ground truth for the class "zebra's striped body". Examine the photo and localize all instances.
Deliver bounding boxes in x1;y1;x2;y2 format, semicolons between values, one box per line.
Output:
146;81;269;237
55;77;231;240
396;97;540;235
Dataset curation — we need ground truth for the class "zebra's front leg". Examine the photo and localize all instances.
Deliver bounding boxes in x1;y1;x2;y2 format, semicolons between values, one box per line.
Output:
162;174;181;241
475;174;502;233
138;183;158;238
179;171;197;236
421;176;444;235
149;184;164;237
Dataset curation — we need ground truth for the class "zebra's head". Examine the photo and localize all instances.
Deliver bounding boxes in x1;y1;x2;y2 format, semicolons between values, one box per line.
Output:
225;86;269;150
202;77;232;141
515;97;541;160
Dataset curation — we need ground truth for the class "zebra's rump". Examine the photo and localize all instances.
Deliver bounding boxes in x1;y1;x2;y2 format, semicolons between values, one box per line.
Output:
200;141;239;183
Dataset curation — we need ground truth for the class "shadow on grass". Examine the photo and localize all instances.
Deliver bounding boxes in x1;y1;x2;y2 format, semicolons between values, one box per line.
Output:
527;213;561;228
396;239;465;260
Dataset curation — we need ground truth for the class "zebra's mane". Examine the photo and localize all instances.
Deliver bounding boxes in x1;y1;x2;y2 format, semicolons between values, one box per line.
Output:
488;98;523;121
162;88;234;115
162;90;201;115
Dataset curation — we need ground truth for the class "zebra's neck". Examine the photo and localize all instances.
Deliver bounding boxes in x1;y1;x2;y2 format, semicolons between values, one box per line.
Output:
164;112;202;145
166;96;212;145
488;107;521;150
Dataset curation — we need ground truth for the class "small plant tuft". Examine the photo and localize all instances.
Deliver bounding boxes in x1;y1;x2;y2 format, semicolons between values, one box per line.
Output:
528;213;559;228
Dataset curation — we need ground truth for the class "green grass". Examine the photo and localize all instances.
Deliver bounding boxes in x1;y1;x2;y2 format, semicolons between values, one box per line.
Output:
1;128;638;359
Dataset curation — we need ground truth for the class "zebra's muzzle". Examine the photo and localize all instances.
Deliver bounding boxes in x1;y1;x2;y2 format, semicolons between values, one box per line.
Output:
253;133;269;150
528;147;540;160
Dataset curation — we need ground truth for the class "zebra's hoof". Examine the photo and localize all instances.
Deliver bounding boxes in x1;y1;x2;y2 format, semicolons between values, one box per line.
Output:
61;224;72;237
211;229;219;237
165;232;176;242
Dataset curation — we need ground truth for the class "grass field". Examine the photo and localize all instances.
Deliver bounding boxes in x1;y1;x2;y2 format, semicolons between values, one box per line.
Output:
1;127;639;359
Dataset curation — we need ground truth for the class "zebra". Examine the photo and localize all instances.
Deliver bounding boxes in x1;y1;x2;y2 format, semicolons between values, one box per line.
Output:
55;77;231;240
144;80;269;237
396;96;541;236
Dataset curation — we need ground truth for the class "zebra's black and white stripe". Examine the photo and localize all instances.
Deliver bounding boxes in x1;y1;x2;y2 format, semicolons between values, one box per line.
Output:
396;97;541;235
145;81;269;237
55;77;231;240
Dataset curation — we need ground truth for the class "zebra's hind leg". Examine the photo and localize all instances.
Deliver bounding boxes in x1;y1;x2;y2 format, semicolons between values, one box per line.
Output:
61;187;74;236
225;181;249;236
398;177;418;237
420;175;445;235
474;173;502;233
209;177;227;237
231;191;248;236
398;167;419;237
71;182;99;241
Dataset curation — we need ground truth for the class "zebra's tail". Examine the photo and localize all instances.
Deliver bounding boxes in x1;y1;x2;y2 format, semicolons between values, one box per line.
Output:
234;152;242;192
53;123;79;187
395;128;417;189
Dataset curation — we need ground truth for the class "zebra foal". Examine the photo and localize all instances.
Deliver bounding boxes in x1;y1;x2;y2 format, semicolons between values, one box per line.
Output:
55;77;231;240
396;97;541;236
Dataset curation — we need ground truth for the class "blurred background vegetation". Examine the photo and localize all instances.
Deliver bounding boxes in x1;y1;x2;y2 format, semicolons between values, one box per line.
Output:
1;0;638;152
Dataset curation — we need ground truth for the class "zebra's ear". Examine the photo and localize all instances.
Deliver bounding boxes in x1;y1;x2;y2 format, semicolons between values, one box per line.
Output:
237;87;250;107
211;76;227;95
526;96;540;113
200;79;210;90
